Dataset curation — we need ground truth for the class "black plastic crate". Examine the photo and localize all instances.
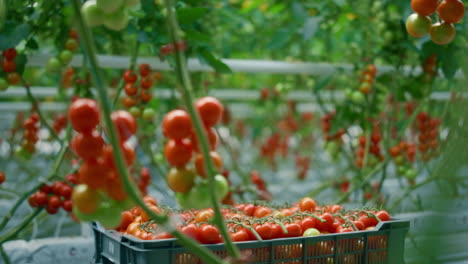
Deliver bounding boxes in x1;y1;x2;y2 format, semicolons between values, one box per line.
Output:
92;219;409;264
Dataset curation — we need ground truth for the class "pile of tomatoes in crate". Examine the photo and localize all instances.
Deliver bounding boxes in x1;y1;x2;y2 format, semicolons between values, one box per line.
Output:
115;197;391;244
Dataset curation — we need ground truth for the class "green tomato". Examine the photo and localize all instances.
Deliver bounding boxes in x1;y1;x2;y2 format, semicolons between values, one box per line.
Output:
187;183;211;209
344;89;353;99
129;107;141;118
59;50;73;65
125;0;139;7
96;0;124;14
93;202;122;228
103;8;129;31
406;13;431;38
351;91;365;104
368;155;378;167
15;147;31;160
0;78;8;91
46;57;61;73
404;168;417;180
142;108;156;122
72;205;97;222
303;228;320;237
397;166;407;175
430;22;456;45
175;192;191;209
81;0;104;27
394;155;405;165
214;174;229;200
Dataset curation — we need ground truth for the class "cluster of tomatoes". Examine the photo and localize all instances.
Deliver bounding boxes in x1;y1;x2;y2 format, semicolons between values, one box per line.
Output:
161;97;230;208
28;178;77;214
115;196;391;245
406;0;465;45
356;128;384;168
259;132;288;170
0;48;21;91
321;112;344;160
422;54;438;80
61;67;76;89
250;170;272;201
416;111;441;161
159;41;187;57
0;171;5;184
390;141;417;183
18;113;40;155
137;167;152;196
52;114;68;134
295;154;311;180
81;0;139;31
68;98;137;227
358;64;377;95
122;64;158;121
46;31;78;73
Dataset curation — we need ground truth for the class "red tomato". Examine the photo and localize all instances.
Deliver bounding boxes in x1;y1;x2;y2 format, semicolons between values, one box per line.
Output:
164;139;193;167
230;229;249;242
353;221;365;231
105;176;128;201
195;97;224;127
255;223;273;240
2;60;16;72
316;213;335;233
298;197;317;212
284;223;302;237
162;110;192;140
68;98;100;134
270;223;283;239
253;206;272;218
33;191;48;207
328;204;343;213
376;210;391;221
48;195;62;209
103;143;135;167
46;203;60;214
40;184;52;194
180;223;201;242
190;127;218;152
139;64;152;77
2;48;17;60
59;184;73;200
140;77;153;90
199;224;222;244
78;160;110;189
62;200;73;212
118;211;135;231
242;204;256;216
123;70;137;83
124;83;138;96
71;131;104;161
194;151;223;178
111;110;137;141
301;217;316;231
437;0;465;23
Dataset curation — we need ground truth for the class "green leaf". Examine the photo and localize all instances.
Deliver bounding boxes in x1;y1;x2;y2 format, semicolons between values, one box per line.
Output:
15;54;28;75
198;50;232;74
185;30;210;45
177;7;209;24
0;23;30;50
267;28;293;50
25;38;39;50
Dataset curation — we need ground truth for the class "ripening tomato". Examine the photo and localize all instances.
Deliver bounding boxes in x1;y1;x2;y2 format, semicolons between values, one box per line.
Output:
72;184;101;214
164;139;193;167
194;151;223;178
140;205;162;222
195;209;214;223
71;131;104;160
122;96;137;108
430;22;456;45
195;97;224;127
139;64;152;77
7;72;20;85
2;60;16;72
162;109;192;140
78;160;110;189
298;197;317;212
437;0;465;24
199;224;222;244
65;38;79;51
118;211;134;230
166;167;195;193
123;69;138;83
406;13;432;38
69;98;100;134
111;110;137;141
411;0;438;16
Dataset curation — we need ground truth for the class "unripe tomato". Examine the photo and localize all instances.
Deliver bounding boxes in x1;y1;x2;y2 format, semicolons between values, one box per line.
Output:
0;78;9;91
406;13;431;38
195;97;224;127
7;72;20;85
129;106;141;118
59;50;73;65
69;98;100;133
71;184;101;214
162;109;192;139
430;22;456;45
65;38;79;51
194;151;223;178
142;108;155;121
46;57;61;72
214;174;229;200
81;0;104;27
96;0;124;14
166;167;195;193
71;130;104;160
303;228;320;237
103;9;129;31
93;202;122;228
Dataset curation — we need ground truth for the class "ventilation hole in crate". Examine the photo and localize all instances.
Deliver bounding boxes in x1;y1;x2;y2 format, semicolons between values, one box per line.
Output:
338;238;365;254
337;254;358;264
306;241;334;257
368;235;388;250
246;247;271;262
368;250;388;263
307;257;335;264
274;244;303;261
174;252;201;264
213;249;228;260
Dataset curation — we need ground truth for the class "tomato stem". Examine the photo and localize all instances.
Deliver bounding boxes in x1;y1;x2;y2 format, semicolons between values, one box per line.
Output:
162;0;240;259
